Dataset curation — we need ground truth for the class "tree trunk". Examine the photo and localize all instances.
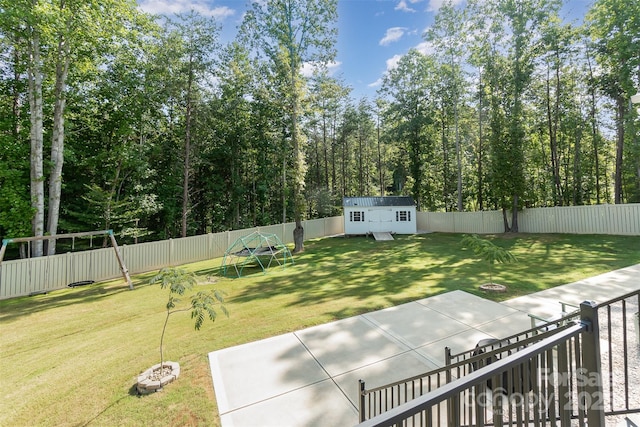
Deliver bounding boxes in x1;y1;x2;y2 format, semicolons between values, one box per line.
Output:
291;119;304;253
586;52;601;204
293;221;304;254
572;124;583;205
510;194;519;232
358;122;364;195
28;25;44;257
47;37;70;255
455;98;462;211
501;206;511;233
614;97;625;204
315;123;321;187
441;114;449;210
331;111;337;195
182;54;194;238
377;113;384;195
590;96;600;204
289;41;304;253
546;63;562;206
323;112;330;189
12;49;22;139
282;129;287;224
477;68;484;210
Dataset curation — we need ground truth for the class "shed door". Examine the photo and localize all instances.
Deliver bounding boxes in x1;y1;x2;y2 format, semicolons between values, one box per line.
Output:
369;208;393;232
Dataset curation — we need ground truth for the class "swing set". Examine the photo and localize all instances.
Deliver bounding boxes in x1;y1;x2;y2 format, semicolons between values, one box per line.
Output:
0;230;133;297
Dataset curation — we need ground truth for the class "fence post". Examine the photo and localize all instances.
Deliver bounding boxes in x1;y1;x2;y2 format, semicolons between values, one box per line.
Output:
579;300;605;426
635;311;640;346
359;379;366;423
445;346;460;427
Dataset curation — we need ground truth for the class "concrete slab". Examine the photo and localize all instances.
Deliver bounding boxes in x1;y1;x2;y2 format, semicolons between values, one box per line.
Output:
501;294;567;318
533;281;631;306
219;379;358;427
209;264;639;427
416;328;495;366
209;333;328;414
295;316;409;377
524;264;640;307
474;311;535;338
418;290;520;327
372;232;394;241
333;351;440;407
363;301;471;348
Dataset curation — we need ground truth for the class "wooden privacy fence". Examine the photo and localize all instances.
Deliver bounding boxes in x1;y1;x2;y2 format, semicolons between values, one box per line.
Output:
0;204;638;299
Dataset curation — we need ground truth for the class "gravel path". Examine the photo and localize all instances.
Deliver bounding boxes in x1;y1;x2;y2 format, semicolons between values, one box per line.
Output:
600;294;640;426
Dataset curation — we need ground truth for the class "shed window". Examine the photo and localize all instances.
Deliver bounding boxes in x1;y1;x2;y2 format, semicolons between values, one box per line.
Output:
396;211;410;222
350;211;365;222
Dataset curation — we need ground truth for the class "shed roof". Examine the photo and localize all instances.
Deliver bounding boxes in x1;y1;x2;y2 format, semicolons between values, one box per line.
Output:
342;196;416;207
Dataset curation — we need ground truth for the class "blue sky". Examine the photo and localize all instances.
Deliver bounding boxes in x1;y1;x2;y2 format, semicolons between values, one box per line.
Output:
138;0;592;101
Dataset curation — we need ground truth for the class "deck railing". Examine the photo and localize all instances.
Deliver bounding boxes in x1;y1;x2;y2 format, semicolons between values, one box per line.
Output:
357;293;640;427
597;289;640;418
357;312;581;423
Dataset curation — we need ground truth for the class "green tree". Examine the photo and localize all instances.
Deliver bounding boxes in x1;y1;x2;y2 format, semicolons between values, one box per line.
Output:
470;0;560;229
306;72;350;196
200;42;254;230
462;234;517;285
241;0;338;253
1;0;148;254
160;12;219;237
587;0;640;203
425;0;468;211
62;20;162;242
150;267;228;370
528;17;585;206
0;32;32;242
379;49;436;210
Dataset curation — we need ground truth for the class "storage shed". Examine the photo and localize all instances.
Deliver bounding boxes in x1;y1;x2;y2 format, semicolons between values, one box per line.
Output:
343;196;417;235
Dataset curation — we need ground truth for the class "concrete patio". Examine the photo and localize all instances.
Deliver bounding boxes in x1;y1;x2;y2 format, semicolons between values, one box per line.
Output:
208;264;640;427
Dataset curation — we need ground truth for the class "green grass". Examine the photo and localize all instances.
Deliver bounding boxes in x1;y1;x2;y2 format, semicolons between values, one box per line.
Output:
1;233;638;426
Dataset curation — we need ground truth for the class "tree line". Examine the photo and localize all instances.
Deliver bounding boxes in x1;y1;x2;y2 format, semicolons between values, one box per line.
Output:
0;0;638;256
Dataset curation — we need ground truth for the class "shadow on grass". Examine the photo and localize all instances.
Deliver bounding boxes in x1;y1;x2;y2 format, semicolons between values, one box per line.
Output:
230;234;484;308
230;233;640;313
3;233;638;323
0;275;154;322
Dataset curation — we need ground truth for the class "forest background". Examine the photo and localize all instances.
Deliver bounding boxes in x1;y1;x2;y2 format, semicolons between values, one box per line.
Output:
0;0;639;257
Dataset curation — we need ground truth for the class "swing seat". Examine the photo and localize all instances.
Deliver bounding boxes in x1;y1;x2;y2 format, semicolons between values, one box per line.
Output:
68;280;95;288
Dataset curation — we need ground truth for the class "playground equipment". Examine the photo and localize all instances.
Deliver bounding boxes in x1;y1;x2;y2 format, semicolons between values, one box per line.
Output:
222;232;293;278
0;230;133;296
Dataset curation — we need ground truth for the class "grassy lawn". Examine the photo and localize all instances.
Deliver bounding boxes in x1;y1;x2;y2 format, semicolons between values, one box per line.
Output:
1;232;639;426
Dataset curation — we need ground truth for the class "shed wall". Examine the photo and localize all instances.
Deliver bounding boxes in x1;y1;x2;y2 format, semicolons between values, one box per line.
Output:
344;206;417;235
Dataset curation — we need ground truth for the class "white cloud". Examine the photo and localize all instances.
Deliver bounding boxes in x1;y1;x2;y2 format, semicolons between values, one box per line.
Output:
367;55;403;89
370;43;431;88
395;0;424;13
138;0;236;19
386;54;404;71
368;78;383;88
395;0;416;12
427;0;464;12
414;41;434;56
380;27;408;46
301;61;342;78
